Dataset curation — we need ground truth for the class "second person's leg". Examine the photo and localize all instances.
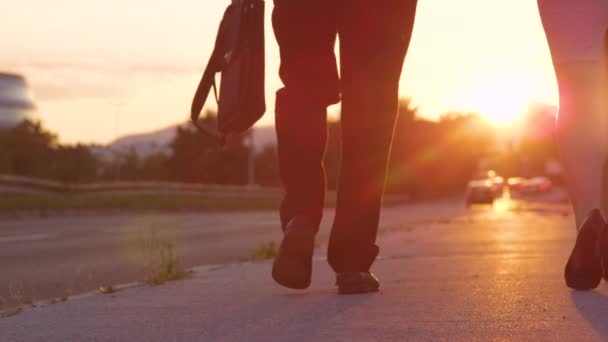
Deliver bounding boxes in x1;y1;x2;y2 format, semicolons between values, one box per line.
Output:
538;0;608;227
538;0;608;290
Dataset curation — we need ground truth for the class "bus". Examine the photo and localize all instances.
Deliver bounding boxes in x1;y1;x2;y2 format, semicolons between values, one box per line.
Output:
0;73;36;128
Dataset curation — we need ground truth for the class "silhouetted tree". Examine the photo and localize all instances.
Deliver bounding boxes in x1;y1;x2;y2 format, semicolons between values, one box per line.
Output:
51;144;101;183
388;100;492;197
255;145;280;186
0;120;100;183
167;111;249;185
139;153;170;181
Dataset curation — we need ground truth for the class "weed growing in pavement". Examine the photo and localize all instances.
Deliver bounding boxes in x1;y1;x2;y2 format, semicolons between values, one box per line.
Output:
248;241;277;262
59;292;70;302
1;306;22;318
46;292;69;305
129;228;193;286
0;283;31;319
0;282;73;318
144;241;193;285
8;281;36;308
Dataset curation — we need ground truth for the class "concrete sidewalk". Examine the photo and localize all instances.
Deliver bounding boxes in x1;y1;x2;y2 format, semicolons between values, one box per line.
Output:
2;201;608;341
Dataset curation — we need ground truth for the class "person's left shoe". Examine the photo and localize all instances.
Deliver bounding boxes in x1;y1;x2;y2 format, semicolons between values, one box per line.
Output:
336;272;380;295
602;220;608;282
272;217;317;290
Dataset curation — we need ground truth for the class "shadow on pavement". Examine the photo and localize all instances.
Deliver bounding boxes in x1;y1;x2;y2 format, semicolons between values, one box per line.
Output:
571;291;608;339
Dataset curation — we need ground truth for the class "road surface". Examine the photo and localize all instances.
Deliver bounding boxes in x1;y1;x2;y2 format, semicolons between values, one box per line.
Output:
0;196;467;308
3;189;606;341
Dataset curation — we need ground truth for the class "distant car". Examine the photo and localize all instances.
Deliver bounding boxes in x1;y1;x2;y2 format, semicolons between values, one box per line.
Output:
490;176;505;195
465;179;496;205
0;73;36;128
473;169;498;180
507;177;527;193
526;177;553;193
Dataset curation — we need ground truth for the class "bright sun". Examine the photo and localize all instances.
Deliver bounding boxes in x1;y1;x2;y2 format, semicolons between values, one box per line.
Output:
471;82;529;125
456;71;534;126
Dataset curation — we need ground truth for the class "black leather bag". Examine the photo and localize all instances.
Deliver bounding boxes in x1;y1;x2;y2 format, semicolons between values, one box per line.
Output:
191;0;266;145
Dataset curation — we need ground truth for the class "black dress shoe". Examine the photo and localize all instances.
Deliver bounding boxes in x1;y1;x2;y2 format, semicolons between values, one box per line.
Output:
336;272;380;295
272;217;316;290
565;209;605;290
602;221;608;282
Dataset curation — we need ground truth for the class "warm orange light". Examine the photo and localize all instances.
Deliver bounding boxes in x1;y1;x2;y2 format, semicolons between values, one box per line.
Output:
454;69;534;126
470;83;529;125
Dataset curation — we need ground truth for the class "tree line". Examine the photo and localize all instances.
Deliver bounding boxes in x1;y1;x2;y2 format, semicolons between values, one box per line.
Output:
0;100;558;198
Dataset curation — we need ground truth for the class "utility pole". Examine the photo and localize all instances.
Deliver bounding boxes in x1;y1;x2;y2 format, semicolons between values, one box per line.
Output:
113;102;123;181
247;129;256;187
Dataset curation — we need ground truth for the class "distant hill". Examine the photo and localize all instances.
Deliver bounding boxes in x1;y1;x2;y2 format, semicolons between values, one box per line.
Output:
107;124;178;157
106;123;277;157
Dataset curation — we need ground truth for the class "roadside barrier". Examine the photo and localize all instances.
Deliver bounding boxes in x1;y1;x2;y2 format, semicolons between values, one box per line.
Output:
0;174;281;196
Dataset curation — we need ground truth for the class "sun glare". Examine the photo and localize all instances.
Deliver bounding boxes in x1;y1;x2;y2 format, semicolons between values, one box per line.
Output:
471;83;529;125
454;69;536;126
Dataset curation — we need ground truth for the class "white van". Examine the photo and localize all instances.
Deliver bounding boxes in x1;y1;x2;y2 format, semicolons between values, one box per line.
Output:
0;73;36;128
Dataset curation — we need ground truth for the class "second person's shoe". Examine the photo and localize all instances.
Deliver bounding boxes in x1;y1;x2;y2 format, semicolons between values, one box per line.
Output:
272;217;317;290
565;208;605;290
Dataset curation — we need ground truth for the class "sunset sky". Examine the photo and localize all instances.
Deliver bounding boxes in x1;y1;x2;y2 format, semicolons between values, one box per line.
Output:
1;0;559;144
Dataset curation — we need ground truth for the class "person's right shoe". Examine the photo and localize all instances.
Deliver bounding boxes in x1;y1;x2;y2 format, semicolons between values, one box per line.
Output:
565;208;605;290
336;272;380;295
272;217;316;290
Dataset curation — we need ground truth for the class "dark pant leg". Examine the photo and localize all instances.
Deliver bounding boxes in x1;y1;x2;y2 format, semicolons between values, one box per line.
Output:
328;0;418;272
273;0;341;229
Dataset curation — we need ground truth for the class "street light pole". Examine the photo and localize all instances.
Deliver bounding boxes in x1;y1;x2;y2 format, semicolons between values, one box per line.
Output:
247;129;256;187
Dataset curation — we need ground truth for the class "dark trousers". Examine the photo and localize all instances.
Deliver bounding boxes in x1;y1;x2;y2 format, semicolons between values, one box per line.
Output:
273;0;418;273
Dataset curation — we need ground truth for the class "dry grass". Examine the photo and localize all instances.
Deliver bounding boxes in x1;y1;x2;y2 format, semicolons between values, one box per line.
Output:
129;228;193;286
1;307;22;318
247;241;277;262
144;240;193;285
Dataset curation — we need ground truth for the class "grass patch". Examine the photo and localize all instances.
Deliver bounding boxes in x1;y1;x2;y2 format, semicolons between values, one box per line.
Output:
0;192;282;214
143;239;193;285
0;283;34;319
44;293;69;305
59;292;69;302
146;268;193;286
247;241;277;262
128;228;193;286
0;191;408;214
1;307;22;318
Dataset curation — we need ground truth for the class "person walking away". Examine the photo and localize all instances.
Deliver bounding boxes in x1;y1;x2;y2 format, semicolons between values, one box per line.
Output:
270;0;419;294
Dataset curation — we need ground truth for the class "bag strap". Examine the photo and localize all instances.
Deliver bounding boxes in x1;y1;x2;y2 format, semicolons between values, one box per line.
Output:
191;59;225;145
190;7;232;146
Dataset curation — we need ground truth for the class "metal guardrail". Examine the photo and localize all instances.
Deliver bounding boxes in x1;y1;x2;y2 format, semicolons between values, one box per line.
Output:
0;174;282;196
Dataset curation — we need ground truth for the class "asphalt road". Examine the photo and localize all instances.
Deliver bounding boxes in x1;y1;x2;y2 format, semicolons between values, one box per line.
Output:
0;190;564;309
3;188;595;341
